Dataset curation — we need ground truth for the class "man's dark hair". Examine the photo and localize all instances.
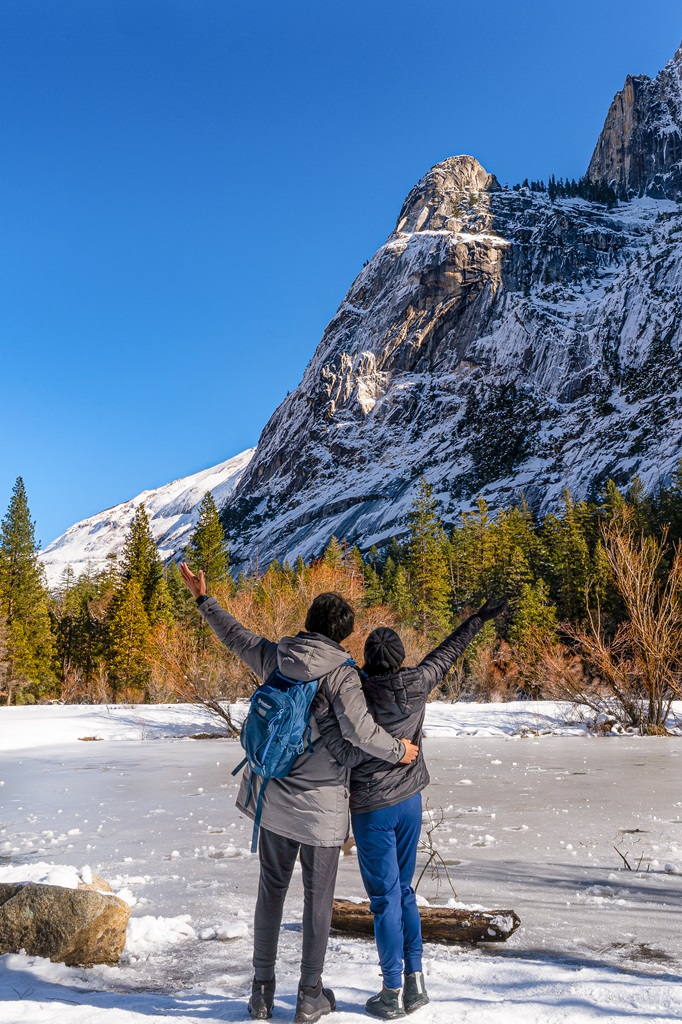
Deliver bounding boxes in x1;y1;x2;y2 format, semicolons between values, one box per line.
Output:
305;592;355;644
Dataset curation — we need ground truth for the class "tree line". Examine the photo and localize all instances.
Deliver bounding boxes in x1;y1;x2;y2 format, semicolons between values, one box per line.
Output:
1;470;681;731
511;174;620;208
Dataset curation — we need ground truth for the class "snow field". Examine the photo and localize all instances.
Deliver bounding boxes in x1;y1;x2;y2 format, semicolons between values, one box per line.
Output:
1;699;680;753
0;709;681;1023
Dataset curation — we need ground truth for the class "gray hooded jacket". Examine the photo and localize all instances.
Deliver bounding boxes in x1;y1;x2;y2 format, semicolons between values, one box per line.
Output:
198;596;406;847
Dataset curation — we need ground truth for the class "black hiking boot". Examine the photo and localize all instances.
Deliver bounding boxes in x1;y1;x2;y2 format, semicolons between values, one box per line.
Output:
248;976;276;1020
365;986;406;1019
403;972;429;1014
294;979;336;1023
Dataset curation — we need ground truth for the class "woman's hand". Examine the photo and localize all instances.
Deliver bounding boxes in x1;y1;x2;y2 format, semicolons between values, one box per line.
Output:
180;562;207;600
477;598;508;622
399;738;419;764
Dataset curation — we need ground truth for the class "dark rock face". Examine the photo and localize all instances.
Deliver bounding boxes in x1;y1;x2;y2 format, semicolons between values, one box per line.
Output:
588;44;682;199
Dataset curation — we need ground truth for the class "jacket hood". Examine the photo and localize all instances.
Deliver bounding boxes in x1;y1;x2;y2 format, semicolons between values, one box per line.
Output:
362;666;423;714
277;632;352;682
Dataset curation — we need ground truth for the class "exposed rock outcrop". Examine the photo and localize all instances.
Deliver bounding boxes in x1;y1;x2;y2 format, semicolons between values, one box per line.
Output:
588;43;682;198
41;42;682;575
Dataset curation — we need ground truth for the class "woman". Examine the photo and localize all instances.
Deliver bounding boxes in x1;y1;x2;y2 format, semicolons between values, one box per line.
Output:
314;598;507;1019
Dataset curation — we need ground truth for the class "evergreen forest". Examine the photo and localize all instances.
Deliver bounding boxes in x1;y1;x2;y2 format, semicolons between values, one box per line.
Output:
2;469;682;733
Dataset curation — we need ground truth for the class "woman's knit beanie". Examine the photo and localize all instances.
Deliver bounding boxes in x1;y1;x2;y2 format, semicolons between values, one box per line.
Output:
364;626;406;673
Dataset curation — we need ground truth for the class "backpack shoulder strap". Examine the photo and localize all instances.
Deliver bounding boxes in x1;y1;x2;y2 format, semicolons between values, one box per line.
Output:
250;778;268;853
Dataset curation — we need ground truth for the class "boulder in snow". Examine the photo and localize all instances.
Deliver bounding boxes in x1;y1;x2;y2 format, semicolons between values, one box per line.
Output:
0;877;130;966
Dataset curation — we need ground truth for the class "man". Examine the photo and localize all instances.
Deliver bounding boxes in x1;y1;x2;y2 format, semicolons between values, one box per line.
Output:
180;563;418;1024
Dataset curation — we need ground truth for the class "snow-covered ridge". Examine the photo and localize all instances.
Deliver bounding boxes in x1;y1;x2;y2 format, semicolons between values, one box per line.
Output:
39;448;254;588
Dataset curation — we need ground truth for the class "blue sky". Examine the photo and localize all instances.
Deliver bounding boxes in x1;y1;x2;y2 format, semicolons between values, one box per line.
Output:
1;0;681;546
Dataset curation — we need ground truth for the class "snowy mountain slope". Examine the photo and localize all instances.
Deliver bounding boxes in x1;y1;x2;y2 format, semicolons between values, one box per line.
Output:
39;449;254;588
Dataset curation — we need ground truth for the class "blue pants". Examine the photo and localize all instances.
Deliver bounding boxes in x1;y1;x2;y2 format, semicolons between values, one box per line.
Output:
351;792;423;990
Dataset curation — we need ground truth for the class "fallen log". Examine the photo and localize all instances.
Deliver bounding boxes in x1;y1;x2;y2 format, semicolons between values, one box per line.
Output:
331;898;520;945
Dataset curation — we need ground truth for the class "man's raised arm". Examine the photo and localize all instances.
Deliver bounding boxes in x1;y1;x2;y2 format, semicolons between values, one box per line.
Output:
317;669;418;766
180;563;276;681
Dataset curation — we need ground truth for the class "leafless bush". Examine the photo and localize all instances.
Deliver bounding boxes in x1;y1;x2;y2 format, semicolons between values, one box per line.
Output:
414;803;458;900
214;564;428;669
560;517;682;733
60;661;110;704
466;639;522;702
148;624;247;735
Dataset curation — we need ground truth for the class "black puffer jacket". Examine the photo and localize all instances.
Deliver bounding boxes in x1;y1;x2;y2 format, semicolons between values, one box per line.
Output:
314;614;483;814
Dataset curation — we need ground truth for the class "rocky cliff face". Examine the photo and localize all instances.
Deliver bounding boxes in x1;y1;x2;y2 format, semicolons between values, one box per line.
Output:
225;145;682;568
588;42;682;198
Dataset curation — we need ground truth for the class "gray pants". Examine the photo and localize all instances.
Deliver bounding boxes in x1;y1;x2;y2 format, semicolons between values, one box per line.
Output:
253;826;341;988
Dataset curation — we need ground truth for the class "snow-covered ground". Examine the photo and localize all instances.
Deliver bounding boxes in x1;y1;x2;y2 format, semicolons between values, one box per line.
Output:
1;705;681;1023
2;700;681;752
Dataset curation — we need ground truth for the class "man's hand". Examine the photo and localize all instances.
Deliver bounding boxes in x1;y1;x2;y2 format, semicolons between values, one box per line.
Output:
180;562;207;600
399;738;419;764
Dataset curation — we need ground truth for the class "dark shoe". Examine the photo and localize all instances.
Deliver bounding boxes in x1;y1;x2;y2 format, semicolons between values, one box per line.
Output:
403;972;429;1014
365;986;406;1019
248;976;276;1020
294;979;336;1024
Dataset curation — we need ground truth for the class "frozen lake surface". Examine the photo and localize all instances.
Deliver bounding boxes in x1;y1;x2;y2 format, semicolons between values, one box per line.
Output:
1;732;681;1023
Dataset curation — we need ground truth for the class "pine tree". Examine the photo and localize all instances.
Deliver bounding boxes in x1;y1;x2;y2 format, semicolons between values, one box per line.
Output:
406;479;452;637
186;493;230;589
385;563;411;620
600;479;626;523
0;611;9;703
119;504;172;625
165;559;198;629
541;490;593;620
345;545;366;583
508;578;558;668
0;477;55;702
108;578;151;698
450;497;496;607
491;498;542;597
655;460;682;543
322;536;344;569
53;566;113;693
591;539;621;617
624;475;656;535
363;559;384;606
53;565;79;678
503;545;534;603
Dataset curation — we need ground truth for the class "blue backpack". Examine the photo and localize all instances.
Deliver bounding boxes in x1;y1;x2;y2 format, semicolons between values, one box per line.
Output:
231;668;321;852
